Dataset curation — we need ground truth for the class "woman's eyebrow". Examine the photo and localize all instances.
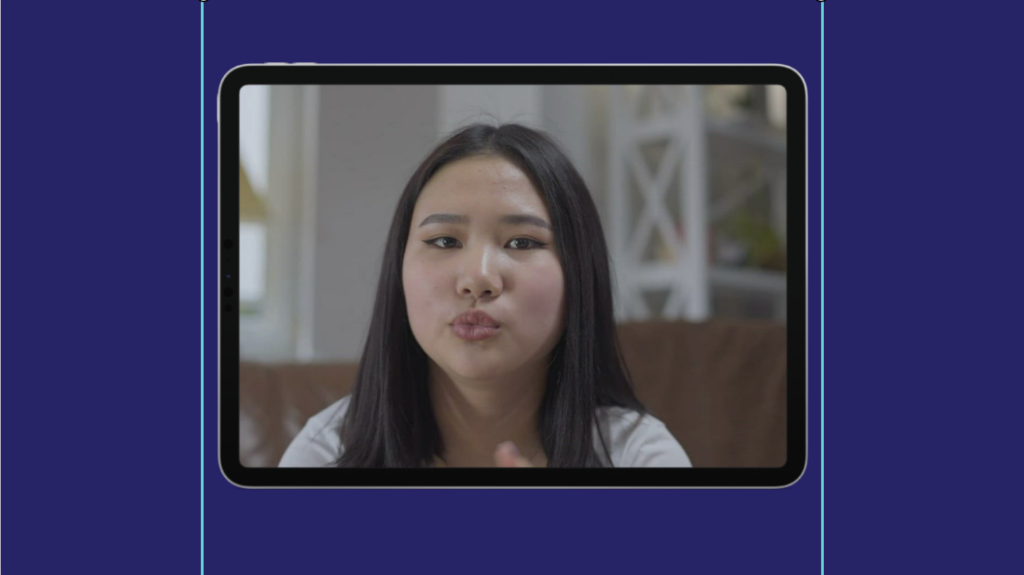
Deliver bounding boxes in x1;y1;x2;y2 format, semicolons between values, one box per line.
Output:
499;214;552;231
418;213;468;227
418;213;552;231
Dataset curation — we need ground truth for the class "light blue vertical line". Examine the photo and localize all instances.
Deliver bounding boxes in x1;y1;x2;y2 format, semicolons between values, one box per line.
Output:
820;4;825;575
200;4;205;575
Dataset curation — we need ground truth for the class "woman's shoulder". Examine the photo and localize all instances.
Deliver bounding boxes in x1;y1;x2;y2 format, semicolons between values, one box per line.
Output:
277;395;351;467
594;406;693;467
306;395;353;431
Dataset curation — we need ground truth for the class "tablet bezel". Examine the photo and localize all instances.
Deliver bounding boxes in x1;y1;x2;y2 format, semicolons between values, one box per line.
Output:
218;64;808;488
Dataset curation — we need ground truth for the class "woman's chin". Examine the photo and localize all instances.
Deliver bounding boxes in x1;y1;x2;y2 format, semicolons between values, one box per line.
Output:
451;365;509;382
439;355;515;383
424;339;535;383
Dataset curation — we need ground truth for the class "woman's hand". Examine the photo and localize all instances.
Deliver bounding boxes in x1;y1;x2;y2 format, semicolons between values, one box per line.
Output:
494;441;535;468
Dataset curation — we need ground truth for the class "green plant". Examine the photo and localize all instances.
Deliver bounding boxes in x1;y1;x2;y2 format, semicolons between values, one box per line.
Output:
729;210;786;271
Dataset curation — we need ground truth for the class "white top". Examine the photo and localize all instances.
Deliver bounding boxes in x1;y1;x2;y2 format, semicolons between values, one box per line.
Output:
279;396;693;468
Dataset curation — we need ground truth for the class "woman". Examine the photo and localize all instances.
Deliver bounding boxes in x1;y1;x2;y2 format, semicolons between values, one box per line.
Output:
280;123;691;468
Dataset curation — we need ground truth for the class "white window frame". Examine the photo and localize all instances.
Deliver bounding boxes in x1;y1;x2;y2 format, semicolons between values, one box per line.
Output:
239;85;319;362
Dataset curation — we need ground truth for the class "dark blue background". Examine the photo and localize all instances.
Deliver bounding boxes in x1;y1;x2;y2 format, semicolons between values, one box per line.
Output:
5;1;1019;573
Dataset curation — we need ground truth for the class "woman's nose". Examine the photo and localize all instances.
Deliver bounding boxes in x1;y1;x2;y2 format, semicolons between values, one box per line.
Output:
456;244;503;299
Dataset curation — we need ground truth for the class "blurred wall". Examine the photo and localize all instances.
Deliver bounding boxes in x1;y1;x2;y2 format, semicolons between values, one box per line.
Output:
311;86;439;361
439;85;542;134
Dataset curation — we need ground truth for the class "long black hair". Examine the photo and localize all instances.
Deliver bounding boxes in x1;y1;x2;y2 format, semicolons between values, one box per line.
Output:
336;123;646;467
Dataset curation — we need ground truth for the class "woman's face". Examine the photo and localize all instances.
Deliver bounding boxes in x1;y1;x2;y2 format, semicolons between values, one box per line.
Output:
403;155;565;382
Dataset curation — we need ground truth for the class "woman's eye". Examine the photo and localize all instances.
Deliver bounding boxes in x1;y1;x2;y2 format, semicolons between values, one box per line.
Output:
507;238;545;250
424;237;461;249
424;237;545;250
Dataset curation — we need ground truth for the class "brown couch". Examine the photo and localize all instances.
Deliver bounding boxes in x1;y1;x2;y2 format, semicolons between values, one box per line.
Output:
239;320;787;468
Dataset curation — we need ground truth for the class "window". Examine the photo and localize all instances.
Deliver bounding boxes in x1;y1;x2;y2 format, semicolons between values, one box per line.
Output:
239;85;270;314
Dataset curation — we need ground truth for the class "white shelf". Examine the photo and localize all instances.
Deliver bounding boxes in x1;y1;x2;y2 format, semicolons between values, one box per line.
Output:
709;266;786;293
608;86;787;322
707;117;786;154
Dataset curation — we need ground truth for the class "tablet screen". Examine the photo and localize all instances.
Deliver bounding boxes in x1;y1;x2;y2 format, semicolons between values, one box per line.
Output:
220;65;806;487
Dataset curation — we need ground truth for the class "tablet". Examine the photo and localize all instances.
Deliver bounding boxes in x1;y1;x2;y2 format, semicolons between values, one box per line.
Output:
219;64;807;488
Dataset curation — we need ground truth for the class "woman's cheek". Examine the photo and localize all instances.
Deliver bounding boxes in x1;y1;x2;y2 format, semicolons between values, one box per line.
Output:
518;262;565;335
404;260;444;336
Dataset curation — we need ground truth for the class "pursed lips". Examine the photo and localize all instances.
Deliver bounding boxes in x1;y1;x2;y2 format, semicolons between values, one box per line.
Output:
452;310;500;327
451;311;501;341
